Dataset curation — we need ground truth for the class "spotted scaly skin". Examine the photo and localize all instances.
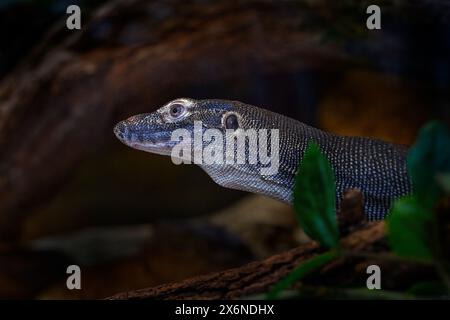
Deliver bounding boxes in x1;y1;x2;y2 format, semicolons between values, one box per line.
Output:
114;98;412;220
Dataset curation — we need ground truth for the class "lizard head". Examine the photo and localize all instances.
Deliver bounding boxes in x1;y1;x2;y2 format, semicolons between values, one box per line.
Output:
114;98;286;201
114;98;249;156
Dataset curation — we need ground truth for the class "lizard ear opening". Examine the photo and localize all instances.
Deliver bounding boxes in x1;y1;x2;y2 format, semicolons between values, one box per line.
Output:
223;113;239;130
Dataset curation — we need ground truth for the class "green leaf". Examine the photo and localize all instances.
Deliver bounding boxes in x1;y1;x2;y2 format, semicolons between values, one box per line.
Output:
387;195;436;263
293;143;339;249
266;250;338;300
407;121;450;206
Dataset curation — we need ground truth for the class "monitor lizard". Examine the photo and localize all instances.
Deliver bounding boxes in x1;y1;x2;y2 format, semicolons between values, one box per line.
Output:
114;98;411;220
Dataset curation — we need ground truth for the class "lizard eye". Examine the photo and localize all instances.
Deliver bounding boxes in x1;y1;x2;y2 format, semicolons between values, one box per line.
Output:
169;103;185;118
224;114;239;130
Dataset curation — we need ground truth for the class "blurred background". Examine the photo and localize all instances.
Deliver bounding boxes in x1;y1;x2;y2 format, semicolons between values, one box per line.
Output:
0;0;449;299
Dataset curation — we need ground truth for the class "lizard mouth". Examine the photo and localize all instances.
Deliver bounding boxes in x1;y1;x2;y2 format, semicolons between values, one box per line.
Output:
114;122;176;156
129;141;176;156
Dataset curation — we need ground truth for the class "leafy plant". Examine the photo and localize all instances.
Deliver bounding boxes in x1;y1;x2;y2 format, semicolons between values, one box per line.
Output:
267;142;339;299
406;121;450;206
387;195;436;263
293;143;340;249
387;121;450;288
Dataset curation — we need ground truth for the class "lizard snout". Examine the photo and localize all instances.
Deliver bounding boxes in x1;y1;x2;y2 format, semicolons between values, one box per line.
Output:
114;115;167;149
114;122;128;142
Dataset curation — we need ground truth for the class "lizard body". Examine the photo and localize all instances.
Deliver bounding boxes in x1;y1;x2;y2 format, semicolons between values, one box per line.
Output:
114;98;411;220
